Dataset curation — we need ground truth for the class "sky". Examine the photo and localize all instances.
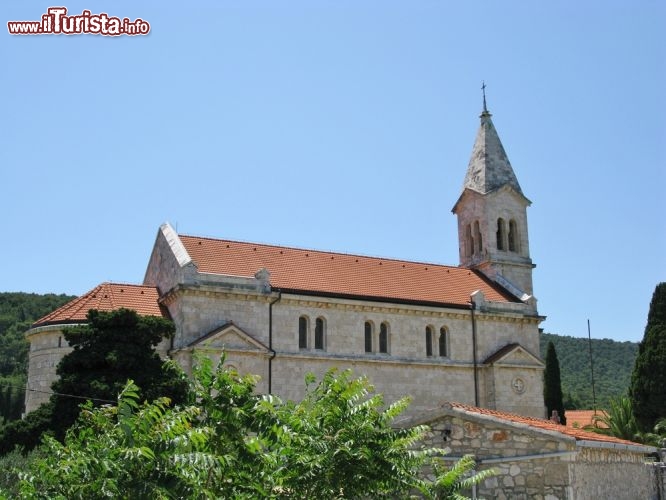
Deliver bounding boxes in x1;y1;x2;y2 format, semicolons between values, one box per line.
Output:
1;1;664;343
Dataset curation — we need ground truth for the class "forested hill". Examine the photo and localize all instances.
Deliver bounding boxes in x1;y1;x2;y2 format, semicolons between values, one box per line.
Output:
0;292;75;422
539;332;639;410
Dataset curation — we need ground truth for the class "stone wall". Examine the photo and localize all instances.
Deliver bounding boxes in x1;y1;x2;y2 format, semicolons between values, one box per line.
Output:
570;446;657;500
454;187;534;297
421;413;574;499
162;286;545;418
24;326;74;412
412;409;660;500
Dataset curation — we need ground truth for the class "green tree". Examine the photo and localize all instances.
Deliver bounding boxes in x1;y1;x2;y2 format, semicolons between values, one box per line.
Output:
264;369;435;497
0;293;75;380
630;282;666;431
0;292;75;424
543;341;566;424
15;355;493;499
0;308;188;454
18;382;216;499
49;308;188;439
588;396;640;442
539;332;638;410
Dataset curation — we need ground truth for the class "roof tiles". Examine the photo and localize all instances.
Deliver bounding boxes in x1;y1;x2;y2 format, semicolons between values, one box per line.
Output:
179;235;519;307
449;402;638;447
565;410;609;430
33;283;165;327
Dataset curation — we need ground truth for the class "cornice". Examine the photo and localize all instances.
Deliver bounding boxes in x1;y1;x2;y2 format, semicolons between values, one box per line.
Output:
159;286;542;326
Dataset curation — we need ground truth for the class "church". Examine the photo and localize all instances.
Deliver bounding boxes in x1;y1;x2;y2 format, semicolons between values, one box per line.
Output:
25;103;546;419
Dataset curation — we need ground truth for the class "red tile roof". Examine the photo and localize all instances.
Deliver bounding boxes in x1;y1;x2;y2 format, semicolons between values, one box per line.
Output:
449;402;640;447
33;283;166;327
179;236;519;308
566;410;609;430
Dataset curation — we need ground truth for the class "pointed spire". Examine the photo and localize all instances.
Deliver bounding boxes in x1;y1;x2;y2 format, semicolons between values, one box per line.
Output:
461;91;524;196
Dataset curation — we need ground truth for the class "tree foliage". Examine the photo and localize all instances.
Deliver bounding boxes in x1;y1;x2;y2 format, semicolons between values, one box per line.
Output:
540;332;638;410
630;282;666;431
0;308;188;454
585;395;666;448
50;308;188;438
0;292;75;423
543;341;565;424
587;396;640;442
14;355;494;499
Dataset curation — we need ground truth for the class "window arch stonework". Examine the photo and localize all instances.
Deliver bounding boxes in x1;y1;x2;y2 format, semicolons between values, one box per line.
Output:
496;218;506;251
379;322;389;354
314;317;325;350
364;321;373;353
298;316;308;349
425;326;433;357
508;219;519;252
465;224;474;257
439;327;448;357
474;221;483;254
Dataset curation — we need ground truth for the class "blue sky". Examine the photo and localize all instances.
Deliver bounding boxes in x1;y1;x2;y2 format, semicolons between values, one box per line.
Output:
1;1;664;343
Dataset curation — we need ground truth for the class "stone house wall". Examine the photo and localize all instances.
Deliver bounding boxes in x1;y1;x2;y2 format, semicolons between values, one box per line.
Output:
569;446;657;500
413;408;659;500
421;413;574;499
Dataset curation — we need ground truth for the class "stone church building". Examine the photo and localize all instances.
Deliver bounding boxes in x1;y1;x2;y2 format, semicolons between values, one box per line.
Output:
25;104;546;419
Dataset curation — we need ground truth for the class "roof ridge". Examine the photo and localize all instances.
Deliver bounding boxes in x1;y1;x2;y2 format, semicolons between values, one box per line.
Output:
179;234;467;271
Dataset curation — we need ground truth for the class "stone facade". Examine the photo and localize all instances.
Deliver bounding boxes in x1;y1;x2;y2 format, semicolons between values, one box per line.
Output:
147;266;545;418
24;325;74;411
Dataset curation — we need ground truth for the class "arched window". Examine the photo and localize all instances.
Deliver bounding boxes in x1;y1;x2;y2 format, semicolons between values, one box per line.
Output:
465;224;474;257
298;316;308;349
496;218;506;251
315;317;325;350
474;221;483;253
379;322;389;354
508;219;518;252
364;321;373;353
425;326;433;357
439;327;448;357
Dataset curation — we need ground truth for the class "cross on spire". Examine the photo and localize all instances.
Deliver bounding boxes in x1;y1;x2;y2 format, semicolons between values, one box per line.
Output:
482;81;488;113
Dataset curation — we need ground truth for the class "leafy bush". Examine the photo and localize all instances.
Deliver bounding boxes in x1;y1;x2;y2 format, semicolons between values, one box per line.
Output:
16;355;493;499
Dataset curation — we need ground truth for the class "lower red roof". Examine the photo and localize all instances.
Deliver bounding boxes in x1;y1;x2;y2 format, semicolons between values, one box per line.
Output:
449;402;639;447
32;283;165;327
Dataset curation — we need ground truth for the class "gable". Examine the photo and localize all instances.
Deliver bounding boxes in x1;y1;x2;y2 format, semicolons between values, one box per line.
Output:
188;323;270;354
484;343;544;367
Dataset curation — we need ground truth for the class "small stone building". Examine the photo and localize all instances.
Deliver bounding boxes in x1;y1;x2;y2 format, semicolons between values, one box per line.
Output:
405;402;658;500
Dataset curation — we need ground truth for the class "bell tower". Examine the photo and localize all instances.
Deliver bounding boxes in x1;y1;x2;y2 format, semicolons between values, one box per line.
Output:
452;91;535;300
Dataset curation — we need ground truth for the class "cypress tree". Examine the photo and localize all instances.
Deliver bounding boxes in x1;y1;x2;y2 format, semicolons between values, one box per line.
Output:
544;341;566;424
630;282;666;431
